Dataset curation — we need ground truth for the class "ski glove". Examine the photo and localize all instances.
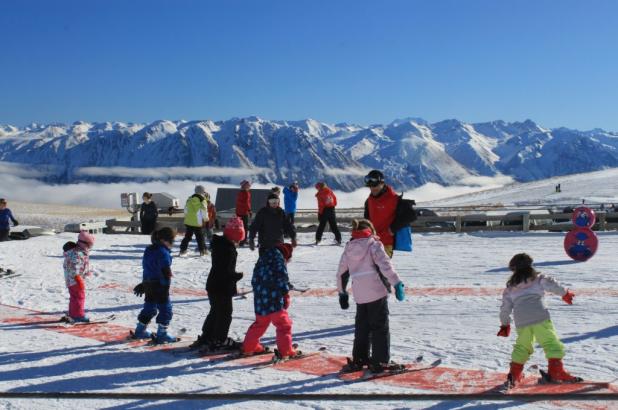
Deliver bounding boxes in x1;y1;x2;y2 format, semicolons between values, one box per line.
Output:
497;325;511;337
562;289;575;305
291;238;298;248
74;275;85;291
283;294;290;310
394;282;405;301
133;283;145;297
13;220;19;227
339;292;349;310
249;239;255;251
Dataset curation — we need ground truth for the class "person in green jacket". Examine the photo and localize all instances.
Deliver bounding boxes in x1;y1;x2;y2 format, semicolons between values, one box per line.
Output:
179;185;209;256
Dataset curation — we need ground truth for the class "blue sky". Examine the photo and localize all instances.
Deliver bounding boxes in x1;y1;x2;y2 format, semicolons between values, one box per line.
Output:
1;0;617;130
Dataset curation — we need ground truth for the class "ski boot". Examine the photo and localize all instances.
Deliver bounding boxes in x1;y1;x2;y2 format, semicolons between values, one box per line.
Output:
217;337;242;351
242;343;268;357
341;357;368;373
368;361;405;374
132;322;152;339
71;316;90;323
545;359;583;383
155;324;178;344
506;362;524;388
178;250;188;257
189;334;209;350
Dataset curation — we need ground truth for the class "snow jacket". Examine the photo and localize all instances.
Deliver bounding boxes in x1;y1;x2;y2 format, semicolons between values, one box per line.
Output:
364;185;400;247
206;234;243;297
142;243;173;287
206;202;217;229
184;194;208;227
63;247;92;288
336;236;401;304
140;201;158;222
499;274;568;328
252;247;290;316
316;186;337;215
249;205;296;249
0;208;18;230
283;186;298;214
236;190;252;216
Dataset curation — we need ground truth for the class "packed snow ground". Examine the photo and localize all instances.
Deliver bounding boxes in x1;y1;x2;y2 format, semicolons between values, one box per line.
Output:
1;228;617;409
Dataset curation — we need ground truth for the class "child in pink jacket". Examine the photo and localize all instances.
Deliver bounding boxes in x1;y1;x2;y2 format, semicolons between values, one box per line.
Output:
336;219;406;373
63;231;95;322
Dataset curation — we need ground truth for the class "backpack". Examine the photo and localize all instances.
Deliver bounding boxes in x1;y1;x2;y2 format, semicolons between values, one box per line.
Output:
390;195;417;232
63;241;77;252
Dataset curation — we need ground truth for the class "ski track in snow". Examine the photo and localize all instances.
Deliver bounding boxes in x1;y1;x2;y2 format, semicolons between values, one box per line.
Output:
1;231;618;409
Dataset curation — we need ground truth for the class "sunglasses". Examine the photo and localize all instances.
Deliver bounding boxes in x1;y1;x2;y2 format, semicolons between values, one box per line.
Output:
364;176;382;187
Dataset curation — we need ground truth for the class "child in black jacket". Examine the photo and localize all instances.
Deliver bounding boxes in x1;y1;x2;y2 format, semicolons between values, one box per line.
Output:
191;217;245;351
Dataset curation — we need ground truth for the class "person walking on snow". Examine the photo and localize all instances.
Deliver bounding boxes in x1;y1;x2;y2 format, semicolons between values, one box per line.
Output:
63;231;95;322
242;242;297;358
179;185;209;256
498;253;579;387
236;180;252;246
363;170;400;257
191;217;245;351
132;227;178;343
283;182;299;225
0;198;19;242
140;192;158;235
336;219;406;373
315;182;342;245
249;193;297;254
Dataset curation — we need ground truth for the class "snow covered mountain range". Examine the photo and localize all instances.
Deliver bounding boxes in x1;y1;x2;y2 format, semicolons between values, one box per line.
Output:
1;117;618;191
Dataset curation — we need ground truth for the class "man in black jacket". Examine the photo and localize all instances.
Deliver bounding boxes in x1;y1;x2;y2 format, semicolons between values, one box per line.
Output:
249;194;297;254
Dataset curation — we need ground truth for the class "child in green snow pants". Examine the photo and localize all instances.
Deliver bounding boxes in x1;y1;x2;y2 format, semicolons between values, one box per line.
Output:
512;319;565;364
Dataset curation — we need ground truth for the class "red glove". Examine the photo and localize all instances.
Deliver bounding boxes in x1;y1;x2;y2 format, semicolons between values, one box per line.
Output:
562;290;575;305
75;275;85;291
497;325;510;337
283;294;290;310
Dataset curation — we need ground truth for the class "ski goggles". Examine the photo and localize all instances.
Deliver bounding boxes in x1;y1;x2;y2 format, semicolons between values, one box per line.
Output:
364;176;383;187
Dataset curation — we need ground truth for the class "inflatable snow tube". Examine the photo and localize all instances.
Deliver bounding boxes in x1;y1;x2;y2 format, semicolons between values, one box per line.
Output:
564;227;598;261
572;206;596;228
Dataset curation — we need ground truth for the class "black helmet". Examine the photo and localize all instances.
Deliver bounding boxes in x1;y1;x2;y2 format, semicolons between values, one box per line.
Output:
364;170;385;187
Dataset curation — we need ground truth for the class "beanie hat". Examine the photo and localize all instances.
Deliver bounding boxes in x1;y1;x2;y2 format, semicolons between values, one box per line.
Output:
315;181;325;190
275;242;293;261
240;180;251;189
223;216;245;242
77;230;95;249
195;185;206;195
267;193;280;206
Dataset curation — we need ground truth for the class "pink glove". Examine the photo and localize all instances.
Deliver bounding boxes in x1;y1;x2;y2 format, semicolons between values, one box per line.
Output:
283;294;290;310
562;290;575;305
497;325;510;337
75;275;85;291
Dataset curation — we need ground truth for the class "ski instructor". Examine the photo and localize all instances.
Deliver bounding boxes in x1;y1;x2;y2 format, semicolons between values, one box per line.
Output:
363;170;401;258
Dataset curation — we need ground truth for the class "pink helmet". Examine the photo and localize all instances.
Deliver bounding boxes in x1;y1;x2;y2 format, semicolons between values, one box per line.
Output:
223;217;246;242
77;230;95;249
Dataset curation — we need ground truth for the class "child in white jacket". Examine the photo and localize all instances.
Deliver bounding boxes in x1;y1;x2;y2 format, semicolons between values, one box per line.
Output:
498;253;579;386
336;219;406;373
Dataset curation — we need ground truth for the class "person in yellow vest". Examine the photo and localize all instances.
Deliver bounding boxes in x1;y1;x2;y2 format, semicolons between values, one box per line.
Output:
179;185;209;256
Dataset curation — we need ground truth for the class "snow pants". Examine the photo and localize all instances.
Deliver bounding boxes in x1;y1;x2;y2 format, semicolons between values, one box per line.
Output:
512;320;565;364
138;301;173;326
179;225;207;253
238;215;249;246
0;229;9;242
68;284;86;319
316;207;342;243
242;310;294;356
201;294;233;343
353;296;390;366
141;219;156;235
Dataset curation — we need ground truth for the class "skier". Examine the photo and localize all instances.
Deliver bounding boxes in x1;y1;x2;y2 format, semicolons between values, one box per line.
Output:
364;170;416;258
336;219;406;373
63;231;95;322
236;180;252;246
179;185;209;256
203;192;217;245
315;182;342;245
241;242;296;358
191;217;245;351
139;192;158;235
498;253;579;387
283;182;299;225
248;193;297;254
132;227;178;343
0;198;19;242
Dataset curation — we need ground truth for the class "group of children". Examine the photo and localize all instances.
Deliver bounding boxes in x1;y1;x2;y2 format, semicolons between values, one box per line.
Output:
58;191;582;382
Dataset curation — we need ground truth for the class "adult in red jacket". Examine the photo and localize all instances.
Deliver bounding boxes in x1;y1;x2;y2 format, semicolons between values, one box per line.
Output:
236;180;252;246
315;182;342;245
363;170;399;258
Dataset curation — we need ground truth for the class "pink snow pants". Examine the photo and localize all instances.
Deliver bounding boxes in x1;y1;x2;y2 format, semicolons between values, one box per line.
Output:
68;284;86;318
242;310;294;356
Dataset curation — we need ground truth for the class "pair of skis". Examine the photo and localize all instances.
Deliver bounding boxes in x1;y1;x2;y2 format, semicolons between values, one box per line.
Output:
338;355;443;381
59;314;116;325
0;268;20;280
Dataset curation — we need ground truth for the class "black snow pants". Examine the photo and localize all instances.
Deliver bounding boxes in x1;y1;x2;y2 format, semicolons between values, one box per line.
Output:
180;225;207;253
201;294;233;342
315;207;342;243
353;296;390;366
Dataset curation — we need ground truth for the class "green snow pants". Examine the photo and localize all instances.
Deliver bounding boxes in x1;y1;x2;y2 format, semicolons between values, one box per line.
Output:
512;319;565;364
